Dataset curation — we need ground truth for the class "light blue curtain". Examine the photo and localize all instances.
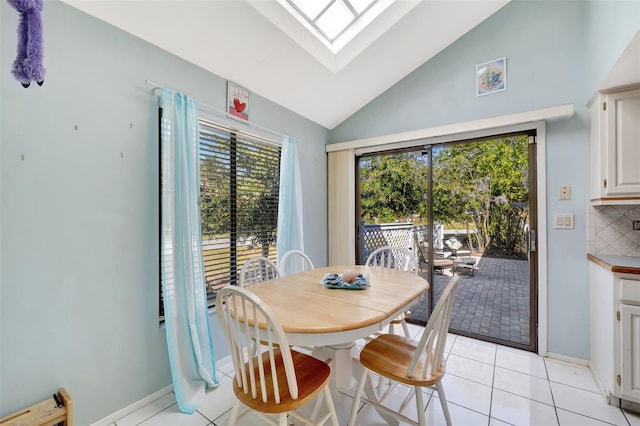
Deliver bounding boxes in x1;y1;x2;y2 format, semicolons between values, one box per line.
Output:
160;88;219;414
277;135;305;272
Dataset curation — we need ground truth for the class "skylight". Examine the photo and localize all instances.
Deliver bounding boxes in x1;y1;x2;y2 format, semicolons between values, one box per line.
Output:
280;0;395;53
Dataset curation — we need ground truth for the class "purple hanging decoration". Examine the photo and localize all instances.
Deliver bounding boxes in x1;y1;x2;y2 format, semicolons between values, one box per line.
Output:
8;0;45;88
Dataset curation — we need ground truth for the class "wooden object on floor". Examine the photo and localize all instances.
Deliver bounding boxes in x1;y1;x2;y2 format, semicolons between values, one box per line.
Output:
0;387;73;426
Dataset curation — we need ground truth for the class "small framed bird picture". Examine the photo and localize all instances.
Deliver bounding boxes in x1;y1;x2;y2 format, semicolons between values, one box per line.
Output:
476;57;506;96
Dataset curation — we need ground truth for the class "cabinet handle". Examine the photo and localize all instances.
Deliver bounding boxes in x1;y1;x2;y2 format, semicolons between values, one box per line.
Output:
617;374;621;385
617;310;620;321
603;101;607;111
603;179;607;189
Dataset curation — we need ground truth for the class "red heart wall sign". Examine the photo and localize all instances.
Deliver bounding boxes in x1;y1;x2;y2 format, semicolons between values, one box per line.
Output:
233;98;246;113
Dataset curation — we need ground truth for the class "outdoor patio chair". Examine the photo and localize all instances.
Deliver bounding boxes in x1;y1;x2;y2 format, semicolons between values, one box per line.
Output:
239;256;280;287
217;286;339;426
347;276;459;426
279;249;314;276
365;246;418;338
417;241;453;275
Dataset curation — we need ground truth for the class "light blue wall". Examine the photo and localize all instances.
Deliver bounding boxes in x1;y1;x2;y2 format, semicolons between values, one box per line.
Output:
0;1;328;424
584;0;640;97
330;0;639;360
2;0;638;423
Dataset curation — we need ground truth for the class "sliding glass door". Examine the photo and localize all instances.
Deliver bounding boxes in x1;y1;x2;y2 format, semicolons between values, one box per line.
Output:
356;133;538;351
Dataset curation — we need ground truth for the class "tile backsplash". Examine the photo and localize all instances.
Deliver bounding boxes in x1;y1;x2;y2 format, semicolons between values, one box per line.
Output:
588;205;640;256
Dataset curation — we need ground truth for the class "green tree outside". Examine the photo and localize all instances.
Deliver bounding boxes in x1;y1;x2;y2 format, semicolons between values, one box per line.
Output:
360;136;529;257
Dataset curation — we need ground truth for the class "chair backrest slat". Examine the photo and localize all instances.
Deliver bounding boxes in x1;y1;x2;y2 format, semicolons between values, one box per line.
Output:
217;286;299;404
407;276;459;378
279;250;314;276
240;256;280;286
365;246;418;274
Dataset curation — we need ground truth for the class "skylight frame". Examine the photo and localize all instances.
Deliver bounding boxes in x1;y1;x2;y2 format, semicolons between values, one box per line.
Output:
283;0;389;52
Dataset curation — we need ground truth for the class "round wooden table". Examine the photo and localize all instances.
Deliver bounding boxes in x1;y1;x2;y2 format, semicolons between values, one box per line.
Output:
245;265;429;389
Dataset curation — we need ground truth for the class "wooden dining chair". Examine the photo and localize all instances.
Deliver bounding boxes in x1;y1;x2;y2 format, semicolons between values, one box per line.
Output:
347;276;459;426
217;286;339;426
365;246;418;338
240;256;280;287
279;249;314;276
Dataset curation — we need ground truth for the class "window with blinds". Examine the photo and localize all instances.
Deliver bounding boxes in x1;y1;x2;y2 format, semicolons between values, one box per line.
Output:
160;119;281;316
199;120;281;301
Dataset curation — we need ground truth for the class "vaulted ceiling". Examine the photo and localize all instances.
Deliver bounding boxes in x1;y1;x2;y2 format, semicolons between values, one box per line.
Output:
61;0;510;129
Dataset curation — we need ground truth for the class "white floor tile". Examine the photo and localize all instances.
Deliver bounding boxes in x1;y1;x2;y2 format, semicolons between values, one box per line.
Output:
625;408;640;426
213;406;280;426
450;335;497;365
215;356;235;376
490;417;516;425
550;382;628;425
426;396;490;426
556;408;622;425
444;333;457;354
493;366;553;405
439;373;492;415
495;346;547;379
407;322;425;340
333;390;359;425
446;353;495;386
109;336;638;426
545;359;600;393
353;400;426;425
490;388;558;426
114;393;177;426
385;383;430;422
137;403;210;426
196;375;236;423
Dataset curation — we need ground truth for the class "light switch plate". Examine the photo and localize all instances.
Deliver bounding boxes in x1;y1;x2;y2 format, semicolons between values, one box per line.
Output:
554;214;574;229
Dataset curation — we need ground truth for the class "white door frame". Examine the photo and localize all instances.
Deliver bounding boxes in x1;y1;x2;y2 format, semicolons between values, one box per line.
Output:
326;104;576;355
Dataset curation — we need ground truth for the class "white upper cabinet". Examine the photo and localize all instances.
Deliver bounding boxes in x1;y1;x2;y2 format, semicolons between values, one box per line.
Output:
605;89;640;195
590;87;640;204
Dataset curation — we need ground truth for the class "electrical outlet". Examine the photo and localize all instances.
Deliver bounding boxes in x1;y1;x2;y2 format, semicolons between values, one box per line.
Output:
633;220;640;230
559;185;571;200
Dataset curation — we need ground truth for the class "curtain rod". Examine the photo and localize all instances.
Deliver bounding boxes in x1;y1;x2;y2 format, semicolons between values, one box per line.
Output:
145;79;285;139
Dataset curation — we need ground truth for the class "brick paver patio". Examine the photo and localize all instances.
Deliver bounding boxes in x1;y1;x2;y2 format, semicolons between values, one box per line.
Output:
407;255;531;346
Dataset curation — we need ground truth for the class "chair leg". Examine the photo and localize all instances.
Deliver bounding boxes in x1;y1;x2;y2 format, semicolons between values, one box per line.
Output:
323;386;339;426
309;390;324;420
415;386;426;426
435;381;452;426
347;367;369;426
278;413;287;426
401;319;411;338
228;401;241;426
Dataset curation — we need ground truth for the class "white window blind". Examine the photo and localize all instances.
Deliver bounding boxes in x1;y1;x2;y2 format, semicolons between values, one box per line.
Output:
199;121;281;303
160;119;281;317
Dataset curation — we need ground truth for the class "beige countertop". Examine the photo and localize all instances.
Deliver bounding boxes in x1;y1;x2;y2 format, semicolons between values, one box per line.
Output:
587;253;640;274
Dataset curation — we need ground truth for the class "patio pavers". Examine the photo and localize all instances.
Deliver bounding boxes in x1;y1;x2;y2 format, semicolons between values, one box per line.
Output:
408;255;531;346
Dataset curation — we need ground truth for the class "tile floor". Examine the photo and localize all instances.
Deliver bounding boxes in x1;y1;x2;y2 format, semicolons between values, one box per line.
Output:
108;323;640;426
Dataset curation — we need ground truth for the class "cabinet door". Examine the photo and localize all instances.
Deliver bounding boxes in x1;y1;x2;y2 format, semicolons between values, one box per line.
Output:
605;89;640;195
621;303;640;403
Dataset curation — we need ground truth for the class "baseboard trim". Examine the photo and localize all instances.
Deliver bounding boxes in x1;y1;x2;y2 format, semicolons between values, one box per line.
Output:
545;352;589;367
587;361;611;403
90;385;174;426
